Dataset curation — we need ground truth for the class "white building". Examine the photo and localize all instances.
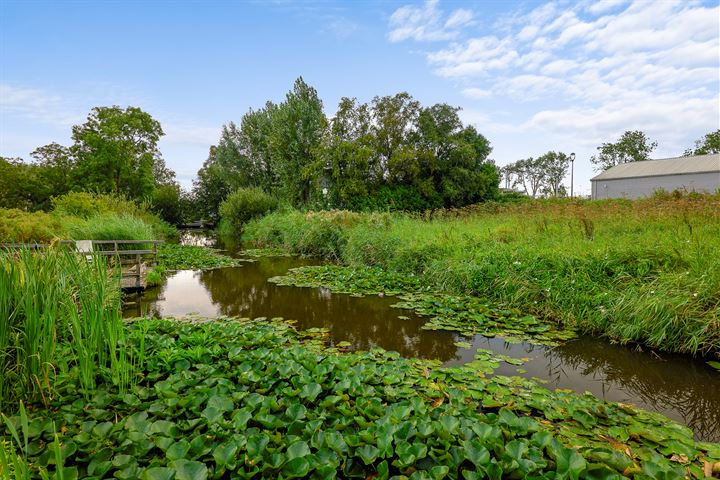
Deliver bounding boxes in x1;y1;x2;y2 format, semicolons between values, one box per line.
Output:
590;153;720;200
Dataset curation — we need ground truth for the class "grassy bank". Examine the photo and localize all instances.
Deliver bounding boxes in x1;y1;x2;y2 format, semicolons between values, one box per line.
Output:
4;317;718;479
243;195;720;356
0;192;176;244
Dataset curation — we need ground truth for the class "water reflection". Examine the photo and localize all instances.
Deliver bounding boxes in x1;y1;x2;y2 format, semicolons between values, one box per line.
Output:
446;336;720;441
122;252;720;441
123;260;460;361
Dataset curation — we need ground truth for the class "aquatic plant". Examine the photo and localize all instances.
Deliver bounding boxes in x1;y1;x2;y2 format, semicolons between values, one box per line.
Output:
157;244;241;270
0;248;132;411
244;196;720;356
269;265;577;346
3;317;717;479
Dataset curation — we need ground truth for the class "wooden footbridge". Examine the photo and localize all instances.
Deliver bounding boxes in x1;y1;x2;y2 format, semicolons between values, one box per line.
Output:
1;239;163;291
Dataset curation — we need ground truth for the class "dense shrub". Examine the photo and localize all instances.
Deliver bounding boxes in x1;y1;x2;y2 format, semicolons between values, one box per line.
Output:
0;209;67;243
219;188;278;237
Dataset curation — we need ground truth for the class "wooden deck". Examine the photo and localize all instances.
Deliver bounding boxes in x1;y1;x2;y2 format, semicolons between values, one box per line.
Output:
1;239;164;291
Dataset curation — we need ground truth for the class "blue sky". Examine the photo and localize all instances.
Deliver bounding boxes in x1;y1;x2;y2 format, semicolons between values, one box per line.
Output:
1;0;718;195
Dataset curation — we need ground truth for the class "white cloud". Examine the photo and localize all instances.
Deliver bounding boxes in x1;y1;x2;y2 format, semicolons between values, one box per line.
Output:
388;0;474;42
461;87;492;100
388;0;720;162
445;9;473;29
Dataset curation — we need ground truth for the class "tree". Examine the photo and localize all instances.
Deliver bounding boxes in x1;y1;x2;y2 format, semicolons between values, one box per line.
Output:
590;130;658;171
684;129;720;156
71;106;164;199
537;151;572;197
506;158;546;198
268;77;328;206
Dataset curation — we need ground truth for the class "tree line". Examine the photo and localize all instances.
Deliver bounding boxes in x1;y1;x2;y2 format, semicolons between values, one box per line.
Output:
501;129;719;198
192;78;500;220
0;106;187;224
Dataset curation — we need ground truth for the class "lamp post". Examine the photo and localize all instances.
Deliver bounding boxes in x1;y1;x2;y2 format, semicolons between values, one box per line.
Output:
569;152;575;197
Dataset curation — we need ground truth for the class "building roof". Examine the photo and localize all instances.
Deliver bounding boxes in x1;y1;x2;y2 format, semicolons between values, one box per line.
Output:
590;153;720;181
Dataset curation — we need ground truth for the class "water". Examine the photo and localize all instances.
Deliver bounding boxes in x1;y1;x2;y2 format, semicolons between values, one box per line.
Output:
123;233;720;441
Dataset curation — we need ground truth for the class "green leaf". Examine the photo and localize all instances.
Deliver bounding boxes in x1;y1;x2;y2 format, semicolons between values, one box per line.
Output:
356;444;379;465
282;457;310;478
141;467;175;480
166;440;191;461
463;439;490;466
213;441;238;467
299;382;322;402
707;361;720;371
170;459;208;480
286;441;311;460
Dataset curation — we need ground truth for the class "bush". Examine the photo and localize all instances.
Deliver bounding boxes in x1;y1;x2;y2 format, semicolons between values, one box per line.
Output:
219;188;278;237
0;209;67;243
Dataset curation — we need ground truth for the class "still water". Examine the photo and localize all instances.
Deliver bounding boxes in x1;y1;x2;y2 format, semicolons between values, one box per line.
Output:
123;234;720;441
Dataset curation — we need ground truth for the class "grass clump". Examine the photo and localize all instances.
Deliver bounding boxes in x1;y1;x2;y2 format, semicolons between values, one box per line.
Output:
0;248;132;412
244;195;720;356
3;317;718;479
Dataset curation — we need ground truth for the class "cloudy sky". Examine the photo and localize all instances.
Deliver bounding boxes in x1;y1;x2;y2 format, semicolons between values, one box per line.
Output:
1;0;718;194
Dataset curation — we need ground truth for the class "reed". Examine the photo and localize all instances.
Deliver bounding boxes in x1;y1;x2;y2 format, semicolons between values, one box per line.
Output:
0;248;131;411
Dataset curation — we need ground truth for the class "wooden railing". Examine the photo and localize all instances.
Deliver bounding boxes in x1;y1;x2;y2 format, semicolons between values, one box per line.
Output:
1;240;164;289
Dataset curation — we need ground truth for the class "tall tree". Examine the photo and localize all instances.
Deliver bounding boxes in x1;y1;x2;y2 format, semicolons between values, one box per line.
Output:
537;151;572;197
268;77;328;206
590;130;658;171
71;106;164;199
684;129;720;156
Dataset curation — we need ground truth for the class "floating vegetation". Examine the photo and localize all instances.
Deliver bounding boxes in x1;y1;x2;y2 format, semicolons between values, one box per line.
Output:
239;247;294;258
270;265;577;346
3;317;717;479
158;244;242;270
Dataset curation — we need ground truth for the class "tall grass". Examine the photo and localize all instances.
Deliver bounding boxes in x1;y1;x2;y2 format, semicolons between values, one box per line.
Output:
243;195;720;355
0;248;132;411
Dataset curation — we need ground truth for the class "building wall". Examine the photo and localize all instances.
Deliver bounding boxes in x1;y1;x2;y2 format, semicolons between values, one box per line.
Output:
591;172;720;199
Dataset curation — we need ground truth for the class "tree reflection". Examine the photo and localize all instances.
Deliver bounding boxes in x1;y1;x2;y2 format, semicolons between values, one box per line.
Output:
548;338;720;441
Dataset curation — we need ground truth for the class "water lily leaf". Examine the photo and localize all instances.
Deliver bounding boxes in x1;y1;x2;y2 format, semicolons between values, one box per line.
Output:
166;439;191;461
282;457;310;478
286;440;311;460
141;467;175;480
356;444;379;465
299;382;322;402
213;441;238;467
170;459;208;480
207;394;234;412
464;438;490;466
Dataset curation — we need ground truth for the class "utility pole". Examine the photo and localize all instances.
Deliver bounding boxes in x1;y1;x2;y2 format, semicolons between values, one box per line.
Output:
570;153;575;197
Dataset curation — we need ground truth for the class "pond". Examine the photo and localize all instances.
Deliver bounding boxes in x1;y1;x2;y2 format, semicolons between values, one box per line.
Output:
123;232;720;442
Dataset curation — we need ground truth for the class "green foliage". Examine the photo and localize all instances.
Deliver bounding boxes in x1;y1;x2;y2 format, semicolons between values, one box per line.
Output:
684;129;720;156
270;265;577;346
72;106;164;199
192;79;499;219
157;244;240;270
591;130;658;171
3;317;716;478
150;183;184;225
0;249;130;411
65;213;155;241
245;196;720;355
218;187;279;237
0;209;67;243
